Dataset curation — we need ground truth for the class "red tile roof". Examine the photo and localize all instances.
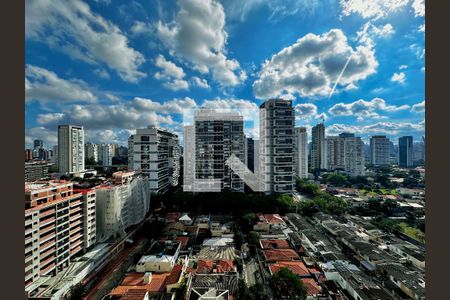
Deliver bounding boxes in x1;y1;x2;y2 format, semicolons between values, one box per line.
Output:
166;265;183;285
216;260;235;273
109;272;170;296
263;249;300;261
269;261;310;276
260;239;290;249
301;278;321;296
197;259;214;273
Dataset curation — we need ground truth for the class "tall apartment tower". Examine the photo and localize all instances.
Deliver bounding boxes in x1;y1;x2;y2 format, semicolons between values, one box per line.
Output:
294;127;308;179
34;139;44;149
194;110;245;192
98;143;114;166
25;181;90;288
245;137;255;172
259;99;295;194
398;136;414;167
84;142;98;163
128;125;180;194
370;135;390;166
327;133;365;176
311;123;327;171
57;125;85;175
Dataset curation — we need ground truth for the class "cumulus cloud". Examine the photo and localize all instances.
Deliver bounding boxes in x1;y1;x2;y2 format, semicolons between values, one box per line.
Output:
295;103;328;121
328;98;410;121
130;21;153;36
25;0;146;82
253;29;378;99
94;68;110;79
412;0;425;17
326;120;424;136
391;72;406;84
154;55;189;91
411;100;425;113
356;22;395;48
156;0;246;87
340;0;409;20
26;65;97;104
191;77;210;89
25;127;58;147
418;24;425;32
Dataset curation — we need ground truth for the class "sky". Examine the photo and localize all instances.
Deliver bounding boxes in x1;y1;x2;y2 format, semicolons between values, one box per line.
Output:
25;0;425;148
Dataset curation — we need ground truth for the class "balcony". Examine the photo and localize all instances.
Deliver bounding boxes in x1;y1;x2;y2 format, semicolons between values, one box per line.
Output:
70;200;82;208
39;240;56;252
40;247;55;260
40;231;55;243
70;233;83;243
70;206;83;215
69;226;83;236
40;255;56;268
40;225;55;235
39;209;55;218
70;239;83;250
39;263;55;276
40;217;55;227
70;245;83;256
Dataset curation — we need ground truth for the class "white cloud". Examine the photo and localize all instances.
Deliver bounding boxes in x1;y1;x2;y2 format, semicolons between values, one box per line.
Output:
340;0;409;20
356;22;395;48
418;24;425;32
26;65;97;104
411;101;425;113
412;0;425;17
26;0;146;82
156;0;246;87
399;65;408;70
295;103;328;121
329;98;410;121
191;77;210;89
326;121;424;136
25;127;58;148
154;55;189;91
130;21;153;36
391;72;406;84
253;29;378;99
94;68;110;79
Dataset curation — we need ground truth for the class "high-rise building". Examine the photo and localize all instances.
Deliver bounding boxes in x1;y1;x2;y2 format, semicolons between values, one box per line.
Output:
398;136;414;167
25;149;33;161
34;139;44;149
294;127;308;179
128;125;180;194
413;141;425;166
84;142;98;163
57;125;85;175
25;162;51;182
194;110;245;192
370;135;390;166
98;143;114;166
76;189;97;249
311;123;327;171
327;133;365;176
245;137;255;172
259;99;295;194
95;171;150;242
25;181;90;288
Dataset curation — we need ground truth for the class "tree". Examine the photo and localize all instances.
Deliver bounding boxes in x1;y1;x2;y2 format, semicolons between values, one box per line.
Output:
248;284;269;300
247;231;261;246
270;268;307;300
233;225;245;250
85;157;96;166
325;173;349;187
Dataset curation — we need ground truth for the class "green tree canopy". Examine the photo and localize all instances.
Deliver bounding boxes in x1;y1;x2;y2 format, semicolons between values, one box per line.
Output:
270;268;307;300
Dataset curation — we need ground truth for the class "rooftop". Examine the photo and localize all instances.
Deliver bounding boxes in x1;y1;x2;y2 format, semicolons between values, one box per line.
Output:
263;249;300;261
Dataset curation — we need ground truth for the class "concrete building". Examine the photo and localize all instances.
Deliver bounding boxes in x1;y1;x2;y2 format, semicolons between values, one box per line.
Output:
95;171;150;242
98;143;114;166
128;125;180;194
25;181;87;288
311;123;327;171
57;125;85;175
50;145;58;167
294;127;308;179
259;99;295;194
84;142;98;163
136;240;181;273
34;139;44;150
370;136;390;166
194;110;245;192
413;140;425;166
76;189;97;250
244;137;255;172
398;136;414;167
25;149;33;161
25;162;51;182
327;133;365;176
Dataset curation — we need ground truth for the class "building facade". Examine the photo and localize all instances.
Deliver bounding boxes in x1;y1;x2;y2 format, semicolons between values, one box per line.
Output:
369;136;390;166
98;143;114;166
245;137;255;172
311;123;327;171
128;126;180;194
194;110;245;192
259;99;295;194
294;127;308;179
327;133;365;176
398;136;414;167
25;181;87;288
95;171;150;242
84;142;98;164
25;162;51;182
58;125;85;175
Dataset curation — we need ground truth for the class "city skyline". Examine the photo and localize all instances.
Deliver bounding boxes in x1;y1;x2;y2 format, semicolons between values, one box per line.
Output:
25;0;425;148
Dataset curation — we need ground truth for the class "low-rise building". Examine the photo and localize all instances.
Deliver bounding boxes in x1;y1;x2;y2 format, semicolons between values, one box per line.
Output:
136;240;181;273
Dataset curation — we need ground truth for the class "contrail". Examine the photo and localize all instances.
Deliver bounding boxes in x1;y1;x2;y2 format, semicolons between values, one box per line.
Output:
328;53;353;99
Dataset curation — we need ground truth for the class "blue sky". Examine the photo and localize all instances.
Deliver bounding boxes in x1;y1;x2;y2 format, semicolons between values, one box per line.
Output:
25;0;425;148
